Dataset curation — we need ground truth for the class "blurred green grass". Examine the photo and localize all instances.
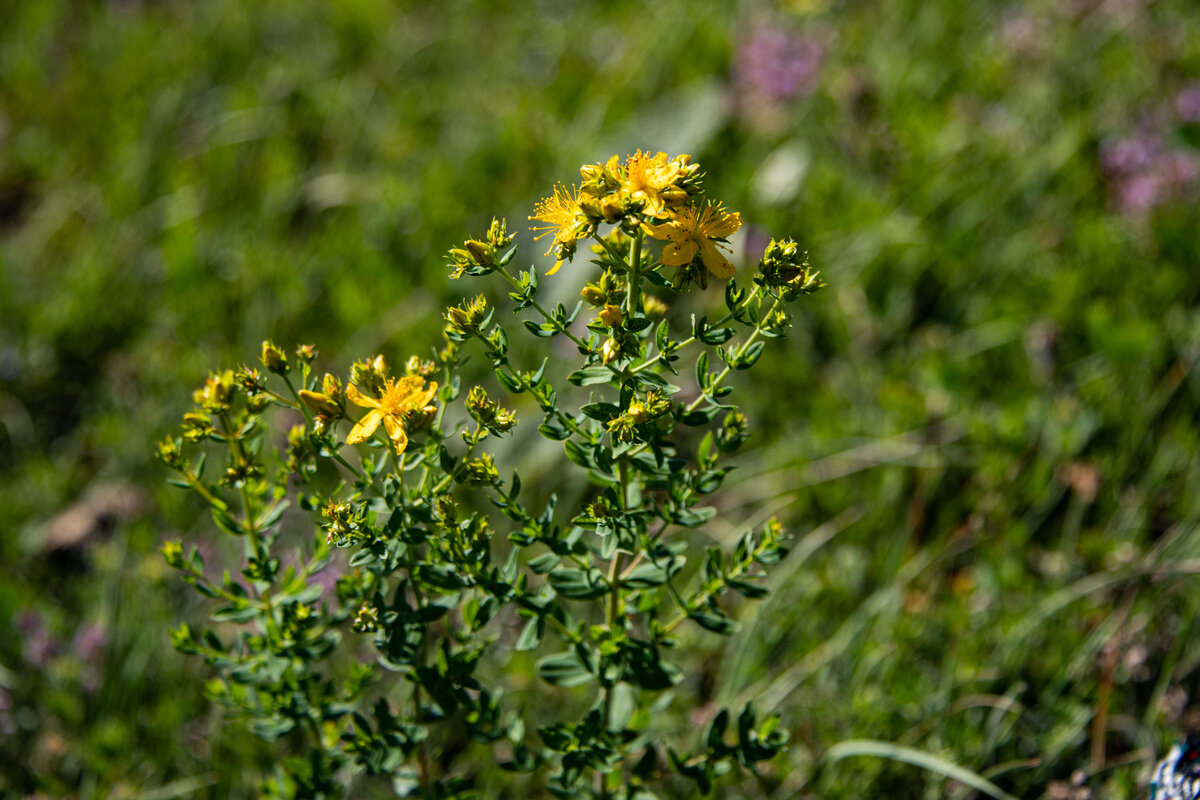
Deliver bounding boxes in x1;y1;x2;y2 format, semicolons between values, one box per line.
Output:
2;0;1200;797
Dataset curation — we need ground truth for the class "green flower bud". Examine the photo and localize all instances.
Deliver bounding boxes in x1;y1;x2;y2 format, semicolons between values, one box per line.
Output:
156;437;185;469
261;340;289;374
161;540;185;569
193;370;236;413
350;355;389;396
463;452;500;486
182;412;215;442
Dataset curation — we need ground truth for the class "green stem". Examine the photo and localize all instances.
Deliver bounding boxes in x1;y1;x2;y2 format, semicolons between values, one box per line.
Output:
602;459;631;739
280;372;313;427
682;293;783;415
328;445;370;486
594;233;627;268
409;581;433;797
626;230;643;317
495;265;591;351
629;285;761;375
471;332;589;439
218;413;258;543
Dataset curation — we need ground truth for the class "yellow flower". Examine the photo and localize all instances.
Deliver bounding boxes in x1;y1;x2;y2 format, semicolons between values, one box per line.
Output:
620;150;689;218
345;376;438;455
644;203;742;279
529;183;590;274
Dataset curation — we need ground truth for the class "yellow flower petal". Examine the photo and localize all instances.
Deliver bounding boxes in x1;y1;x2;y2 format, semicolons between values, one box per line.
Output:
346;409;383;444
704;210;742;239
662;240;698;267
414;381;438;407
643;221;688;242
345;383;377;409
382;416;409;455
699;240;736;279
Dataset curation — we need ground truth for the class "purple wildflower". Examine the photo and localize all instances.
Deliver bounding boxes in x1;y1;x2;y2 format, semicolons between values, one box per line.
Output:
734;27;824;103
15;609;59;668
72;622;107;663
1100;129;1198;218
1176;83;1200;124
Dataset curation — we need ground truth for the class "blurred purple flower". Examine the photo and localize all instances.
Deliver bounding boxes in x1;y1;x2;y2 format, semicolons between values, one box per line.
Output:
15;609;59;668
1100;129;1198;217
1100;134;1159;176
1176;83;1200;124
734;27;824;103
72;622;107;662
1117;173;1163;215
743;225;773;265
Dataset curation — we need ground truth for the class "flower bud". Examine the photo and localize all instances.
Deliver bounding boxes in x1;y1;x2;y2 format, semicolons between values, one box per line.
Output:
321;373;344;403
193;371;236;413
294;344;318;363
353;604;379;634
464;239;495;267
444;295;491;338
578;195;604;221
161;540;185;570
486;217;513;248
405;355;436;377
156;438;185;469
581;284;608;306
642;294;669;319
463;453;500;486
579;163;605;184
235;366;266;393
717;409;749;452
600;197;625;223
261;340;289;374
597;304;622;328
182;412;215;442
312;413;332;437
350;355;389;397
465;386;517;435
600;337;620;364
246;392;271;414
299;389;341;417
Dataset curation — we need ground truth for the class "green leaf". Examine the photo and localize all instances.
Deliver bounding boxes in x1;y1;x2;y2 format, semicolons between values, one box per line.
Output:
691;610;739;635
672;506;716;527
581;402;621;422
633;370;679;394
699;326;734;345
563;440;595;469
527;552;561;574
568;366;614;387
538;419;572;441
548;567;608;599
211;507;243;536
624;561;669;589
496;369;525;393
537;652;595;687
727;578;769;599
515;617;543;651
823;740;1020;800
626;316;652;332
735;341;765;370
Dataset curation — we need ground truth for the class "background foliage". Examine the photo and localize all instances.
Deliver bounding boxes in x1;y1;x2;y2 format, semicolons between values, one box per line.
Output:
2;0;1199;797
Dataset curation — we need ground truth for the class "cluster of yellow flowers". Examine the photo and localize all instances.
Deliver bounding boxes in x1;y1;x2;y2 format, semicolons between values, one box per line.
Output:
529;150;742;280
295;353;439;457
